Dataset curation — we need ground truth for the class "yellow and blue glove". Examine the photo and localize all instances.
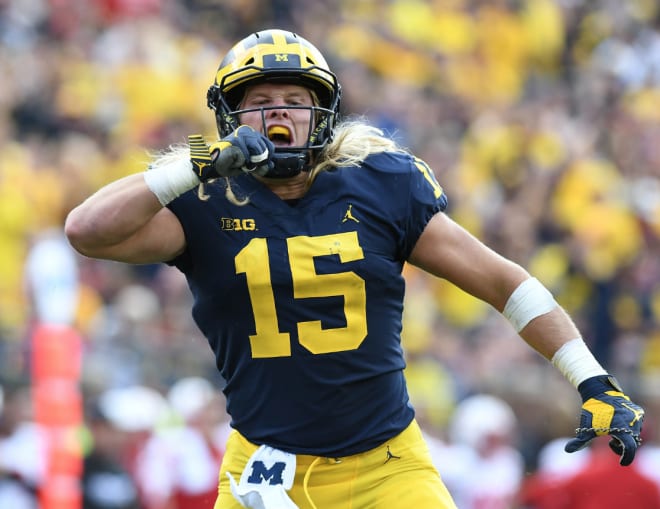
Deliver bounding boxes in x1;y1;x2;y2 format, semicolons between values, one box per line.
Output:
189;125;274;181
565;375;644;466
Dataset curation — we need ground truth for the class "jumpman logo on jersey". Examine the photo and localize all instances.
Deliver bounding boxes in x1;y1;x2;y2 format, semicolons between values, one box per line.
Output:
342;204;359;223
622;402;644;426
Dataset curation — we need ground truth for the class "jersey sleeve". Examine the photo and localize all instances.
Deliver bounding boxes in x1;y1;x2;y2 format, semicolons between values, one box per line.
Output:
164;188;202;272
400;155;448;259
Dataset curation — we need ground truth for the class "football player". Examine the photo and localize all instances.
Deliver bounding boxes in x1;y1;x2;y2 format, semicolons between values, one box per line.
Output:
65;29;644;509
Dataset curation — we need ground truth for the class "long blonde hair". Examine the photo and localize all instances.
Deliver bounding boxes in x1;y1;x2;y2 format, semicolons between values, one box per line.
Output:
310;118;405;178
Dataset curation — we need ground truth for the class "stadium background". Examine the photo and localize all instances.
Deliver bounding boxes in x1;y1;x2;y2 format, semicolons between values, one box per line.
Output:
0;0;659;506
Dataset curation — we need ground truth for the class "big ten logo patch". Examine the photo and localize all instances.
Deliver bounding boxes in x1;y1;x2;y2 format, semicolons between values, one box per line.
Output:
220;218;257;231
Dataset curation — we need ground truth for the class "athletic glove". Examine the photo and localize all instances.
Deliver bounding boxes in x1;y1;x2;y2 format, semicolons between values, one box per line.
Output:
189;125;274;181
565;375;644;466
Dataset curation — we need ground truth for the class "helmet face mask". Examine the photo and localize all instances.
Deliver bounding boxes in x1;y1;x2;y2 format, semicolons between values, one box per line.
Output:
206;29;342;178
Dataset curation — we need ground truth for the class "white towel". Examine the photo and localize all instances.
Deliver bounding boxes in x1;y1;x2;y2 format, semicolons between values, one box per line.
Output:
228;445;298;509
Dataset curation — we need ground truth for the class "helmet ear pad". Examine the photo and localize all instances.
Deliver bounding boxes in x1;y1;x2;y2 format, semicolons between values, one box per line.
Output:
207;84;242;138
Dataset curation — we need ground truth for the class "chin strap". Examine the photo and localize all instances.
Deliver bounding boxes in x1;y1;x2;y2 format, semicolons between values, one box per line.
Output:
265;152;310;178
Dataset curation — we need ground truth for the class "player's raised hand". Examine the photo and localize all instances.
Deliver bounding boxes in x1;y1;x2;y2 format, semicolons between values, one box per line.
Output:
565;375;644;466
189;125;274;180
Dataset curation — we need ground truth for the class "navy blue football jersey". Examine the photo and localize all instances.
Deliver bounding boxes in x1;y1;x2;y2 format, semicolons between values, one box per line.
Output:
167;150;447;457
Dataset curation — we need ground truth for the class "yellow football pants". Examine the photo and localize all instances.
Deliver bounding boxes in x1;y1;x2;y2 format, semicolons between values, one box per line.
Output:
214;419;457;509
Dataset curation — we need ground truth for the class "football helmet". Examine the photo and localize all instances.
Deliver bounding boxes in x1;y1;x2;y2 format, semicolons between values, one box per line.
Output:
207;29;341;177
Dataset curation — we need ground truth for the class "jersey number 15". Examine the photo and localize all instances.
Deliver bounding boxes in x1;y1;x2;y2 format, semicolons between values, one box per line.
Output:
235;231;367;358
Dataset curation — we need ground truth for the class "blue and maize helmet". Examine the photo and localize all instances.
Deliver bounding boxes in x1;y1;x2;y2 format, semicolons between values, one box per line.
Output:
207;29;342;177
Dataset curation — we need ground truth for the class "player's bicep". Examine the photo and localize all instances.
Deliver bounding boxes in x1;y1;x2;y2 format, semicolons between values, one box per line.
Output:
87;208;185;264
408;213;528;310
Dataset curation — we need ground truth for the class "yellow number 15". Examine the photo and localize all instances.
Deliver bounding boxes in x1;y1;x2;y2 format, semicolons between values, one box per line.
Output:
234;231;367;358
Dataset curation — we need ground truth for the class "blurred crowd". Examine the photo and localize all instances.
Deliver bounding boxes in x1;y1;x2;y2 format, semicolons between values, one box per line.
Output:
1;0;660;507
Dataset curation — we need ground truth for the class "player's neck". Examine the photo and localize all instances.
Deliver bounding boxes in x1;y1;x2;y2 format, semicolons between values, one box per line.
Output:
256;172;310;201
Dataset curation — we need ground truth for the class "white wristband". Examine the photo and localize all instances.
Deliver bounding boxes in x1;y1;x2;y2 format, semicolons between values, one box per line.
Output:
143;157;200;206
502;277;558;332
551;338;607;388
